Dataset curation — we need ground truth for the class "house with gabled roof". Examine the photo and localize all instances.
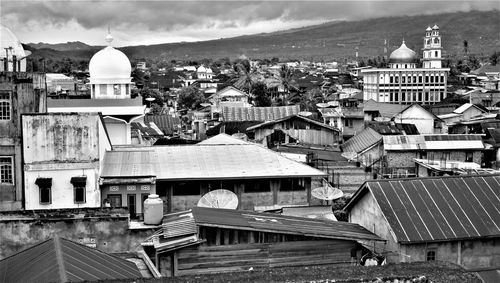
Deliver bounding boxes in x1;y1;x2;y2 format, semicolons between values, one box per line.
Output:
364;100;444;134
142;207;384;277
438;103;488;128
209;86;251;113
100;135;327;213
344;174;500;269
246;114;341;147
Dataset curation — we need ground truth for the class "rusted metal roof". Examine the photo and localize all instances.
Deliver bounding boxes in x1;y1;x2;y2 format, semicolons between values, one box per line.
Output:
160;207;383;242
345;175;500;243
222;105;300;122
342;127;382;154
0;237;142;282
101;144;327;180
383;135;426;151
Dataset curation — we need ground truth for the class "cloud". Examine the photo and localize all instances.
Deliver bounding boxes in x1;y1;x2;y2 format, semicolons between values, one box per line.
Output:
1;0;498;45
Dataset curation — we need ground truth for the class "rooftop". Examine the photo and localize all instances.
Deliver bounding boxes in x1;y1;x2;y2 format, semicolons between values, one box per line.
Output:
0;236;142;282
345;174;500;243
342;127;382;154
222;105;300;122
101;143;327;180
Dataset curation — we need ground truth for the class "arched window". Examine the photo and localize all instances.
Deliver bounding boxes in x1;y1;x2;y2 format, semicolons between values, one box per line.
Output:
435;51;438;57
434;38;440;44
427;39;431;45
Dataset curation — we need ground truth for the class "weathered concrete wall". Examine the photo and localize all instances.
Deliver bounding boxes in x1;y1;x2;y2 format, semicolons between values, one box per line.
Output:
101;183;156;214
348;191;399;262
0;73;47;210
386;151;420;168
23;113;101;163
402;238;500;269
0;208;152;260
24;167;100;210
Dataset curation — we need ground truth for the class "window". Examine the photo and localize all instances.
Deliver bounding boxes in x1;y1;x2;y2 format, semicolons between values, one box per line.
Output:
99;84;107;95
465;152;473;163
435;51;438;57
0;92;11;120
344;119;353;127
71;176;87;203
281;178;305;192
35;177;52;204
113;84;121;95
434;38;440;44
244;180;270;193
125;84;130;95
173;181;201;196
0;157;13;184
426;250;436;261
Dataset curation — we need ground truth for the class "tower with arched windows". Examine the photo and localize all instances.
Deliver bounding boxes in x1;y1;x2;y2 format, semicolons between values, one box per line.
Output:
422;25;442;68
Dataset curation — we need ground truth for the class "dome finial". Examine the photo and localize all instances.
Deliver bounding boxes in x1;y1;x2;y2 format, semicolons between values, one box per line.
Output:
105;25;113;45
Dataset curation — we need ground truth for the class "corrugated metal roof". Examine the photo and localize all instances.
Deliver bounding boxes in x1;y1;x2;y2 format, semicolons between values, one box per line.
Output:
190;207;383;242
0;237;142;282
346;175;500;243
101;144;326;179
222;105;300;122
424;134;484;150
363;99;406;118
198;133;250;145
131;122;164;137
383;135;426;151
144;114;181;136
342;127;382;154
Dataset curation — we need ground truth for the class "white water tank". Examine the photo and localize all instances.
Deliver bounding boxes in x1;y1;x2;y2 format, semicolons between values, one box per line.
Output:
143;194;163;225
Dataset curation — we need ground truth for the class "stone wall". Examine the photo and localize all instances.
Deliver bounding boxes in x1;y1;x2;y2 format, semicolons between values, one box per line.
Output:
0;208;153;260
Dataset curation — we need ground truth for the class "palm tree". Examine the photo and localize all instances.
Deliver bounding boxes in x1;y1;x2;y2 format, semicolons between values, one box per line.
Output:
232;60;257;96
278;65;299;105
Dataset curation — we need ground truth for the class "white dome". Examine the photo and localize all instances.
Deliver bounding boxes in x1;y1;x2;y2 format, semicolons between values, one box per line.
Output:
197;65;207;73
389;41;416;63
89;46;131;79
1;25;26;58
206;67;213;73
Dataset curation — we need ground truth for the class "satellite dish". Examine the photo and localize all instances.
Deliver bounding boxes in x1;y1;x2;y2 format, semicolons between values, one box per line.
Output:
198;189;238;209
200;103;211;107
312;181;344;201
327;101;339;107
316;103;330;108
298;111;313;117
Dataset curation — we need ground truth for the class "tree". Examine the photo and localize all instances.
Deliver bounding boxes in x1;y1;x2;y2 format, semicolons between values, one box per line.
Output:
232;60;256;95
177;86;207;110
252;82;271;107
279;65;298;96
490;51;500;66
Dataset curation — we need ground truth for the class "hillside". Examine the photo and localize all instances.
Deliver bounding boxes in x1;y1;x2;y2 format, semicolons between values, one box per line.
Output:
27;10;499;64
28;41;101;51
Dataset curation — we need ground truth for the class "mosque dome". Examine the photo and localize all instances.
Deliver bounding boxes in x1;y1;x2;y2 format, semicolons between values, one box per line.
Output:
89;33;131;79
1;25;27;58
389;41;417;63
206;67;213;74
197;65;207;73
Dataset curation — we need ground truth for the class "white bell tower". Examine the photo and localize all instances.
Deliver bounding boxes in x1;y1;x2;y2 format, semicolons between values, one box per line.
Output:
422;24;442;68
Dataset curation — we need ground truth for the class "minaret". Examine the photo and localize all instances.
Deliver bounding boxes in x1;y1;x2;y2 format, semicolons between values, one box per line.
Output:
422;24;442;68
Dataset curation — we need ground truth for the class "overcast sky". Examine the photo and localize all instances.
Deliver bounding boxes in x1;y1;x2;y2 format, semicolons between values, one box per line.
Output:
1;0;498;46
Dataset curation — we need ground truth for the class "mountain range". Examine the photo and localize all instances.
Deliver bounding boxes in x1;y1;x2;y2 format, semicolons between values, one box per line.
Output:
26;10;500;63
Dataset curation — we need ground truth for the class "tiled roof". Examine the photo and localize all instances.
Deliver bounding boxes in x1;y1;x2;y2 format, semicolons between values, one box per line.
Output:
222;105;300;122
190;207;383;242
0;237;142;282
342;127;382;153
345;175;500;243
101;144;326;180
144;114;181;135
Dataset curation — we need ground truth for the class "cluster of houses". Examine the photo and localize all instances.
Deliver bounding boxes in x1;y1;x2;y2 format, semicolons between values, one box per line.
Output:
0;24;499;282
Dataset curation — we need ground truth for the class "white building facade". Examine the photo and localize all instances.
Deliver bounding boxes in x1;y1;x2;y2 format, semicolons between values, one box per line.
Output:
362;26;449;105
